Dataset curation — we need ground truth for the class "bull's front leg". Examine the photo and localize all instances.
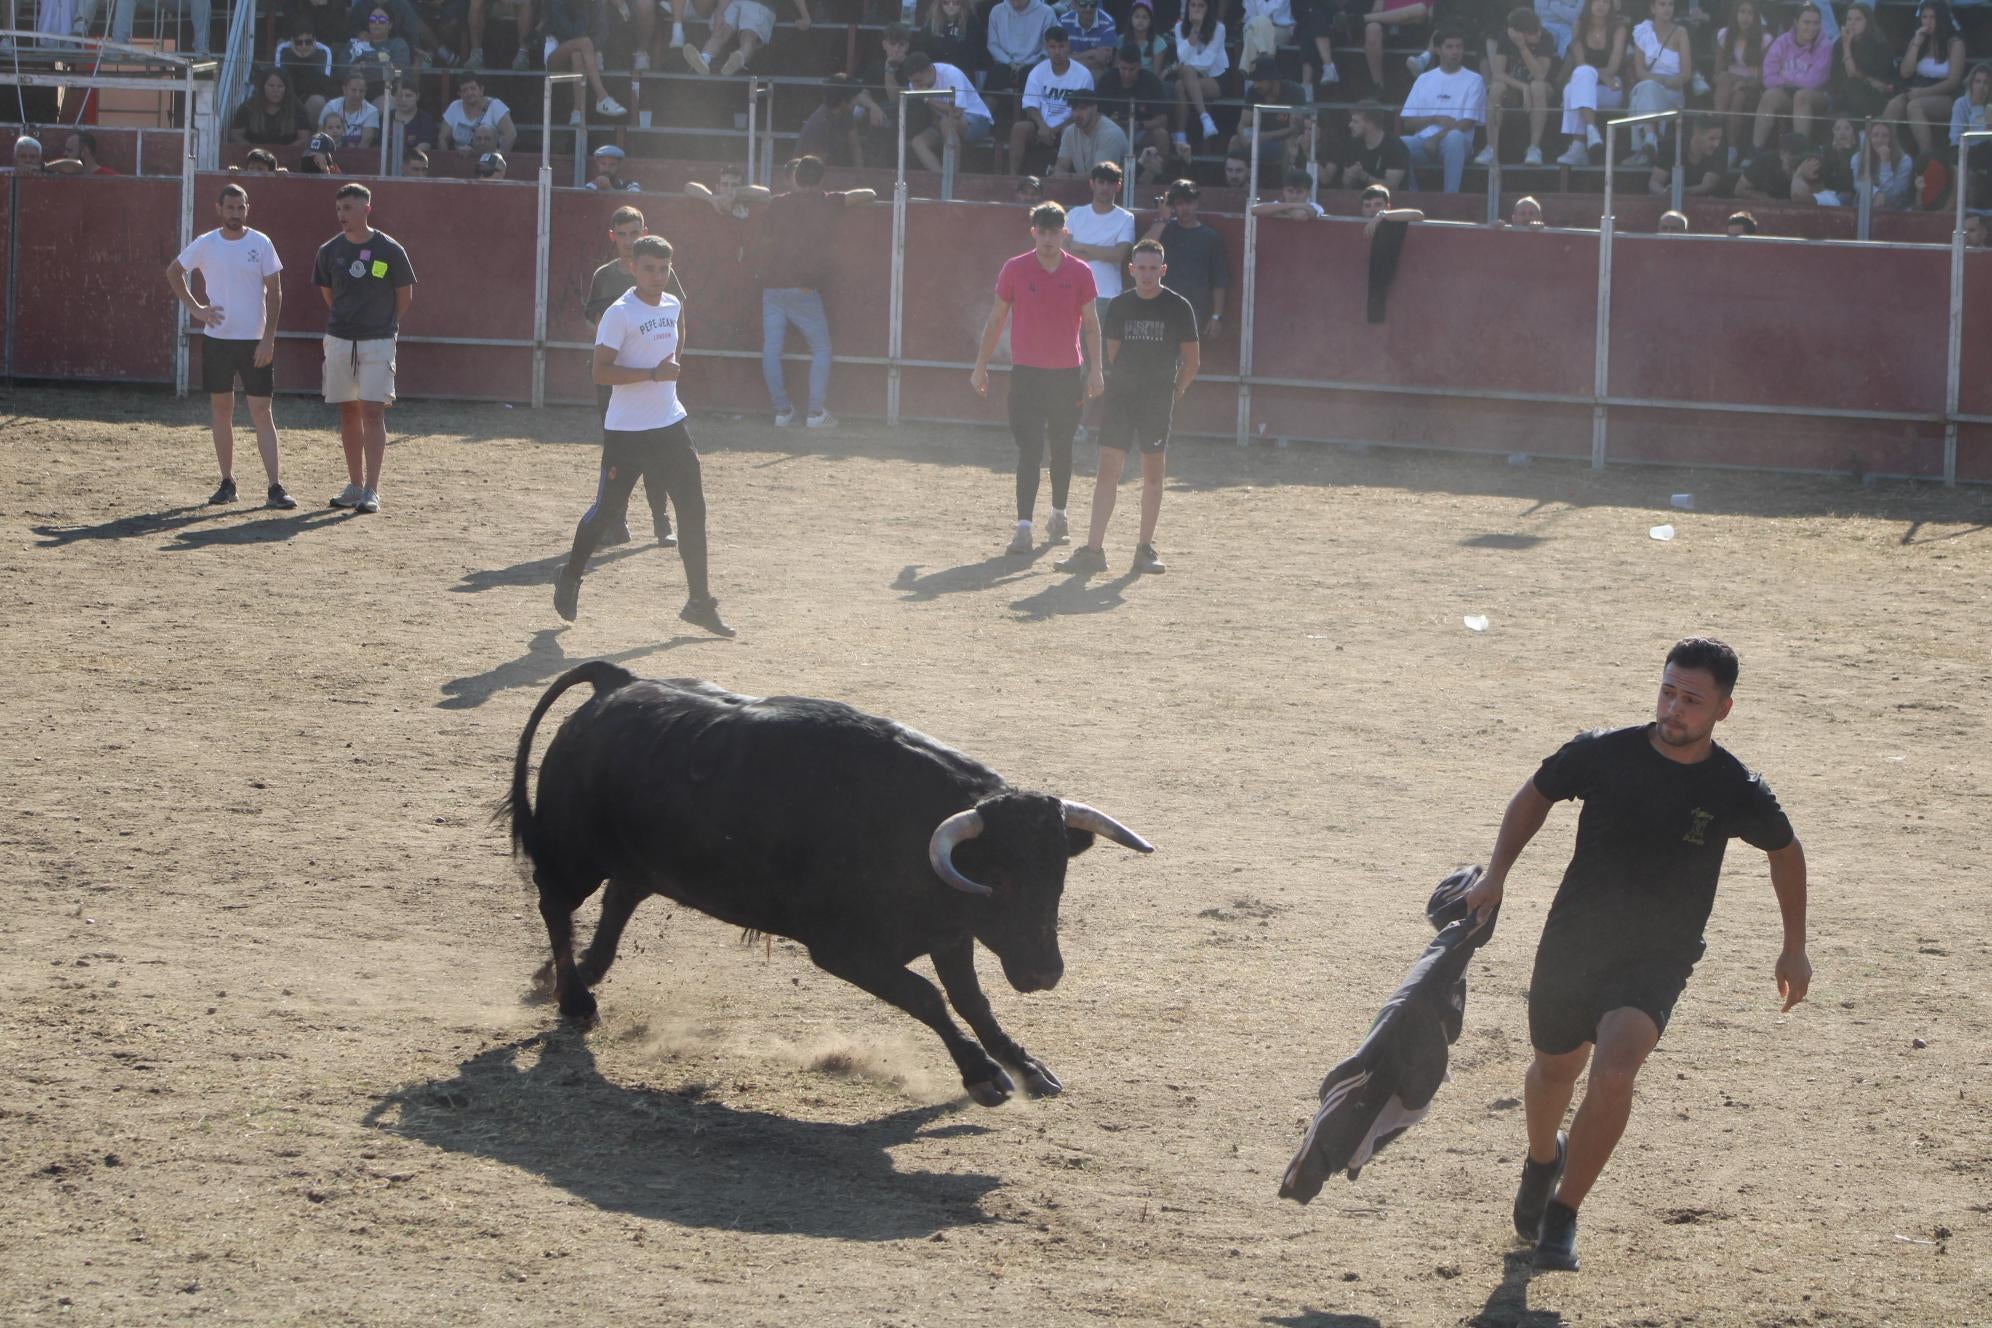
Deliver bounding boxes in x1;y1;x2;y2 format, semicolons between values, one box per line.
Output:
807;947;1016;1107
930;940;1062;1099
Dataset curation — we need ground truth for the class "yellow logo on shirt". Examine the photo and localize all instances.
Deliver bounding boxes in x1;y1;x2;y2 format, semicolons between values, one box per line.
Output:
370;260;389;278
1684;807;1715;846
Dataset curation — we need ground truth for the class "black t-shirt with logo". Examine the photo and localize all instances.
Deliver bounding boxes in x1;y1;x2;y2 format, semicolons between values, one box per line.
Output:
1103;285;1199;398
312;229;416;340
1345;133;1411;183
1532;724;1793;967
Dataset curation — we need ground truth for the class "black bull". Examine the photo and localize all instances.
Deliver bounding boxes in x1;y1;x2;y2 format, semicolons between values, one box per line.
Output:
506;661;1153;1106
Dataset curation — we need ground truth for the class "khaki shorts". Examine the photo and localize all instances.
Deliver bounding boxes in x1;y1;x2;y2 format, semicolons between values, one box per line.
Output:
323;334;397;405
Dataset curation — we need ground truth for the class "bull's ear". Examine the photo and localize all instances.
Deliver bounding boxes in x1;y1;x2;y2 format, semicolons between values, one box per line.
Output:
1065;828;1096;858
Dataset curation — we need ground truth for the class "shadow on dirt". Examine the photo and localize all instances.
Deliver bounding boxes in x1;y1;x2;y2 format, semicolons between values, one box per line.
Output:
438;628;715;710
362;1031;1002;1239
892;547;1051;601
1007;569;1141;621
1464;1250;1568;1327
1262;1310;1384;1327
451;545;647;594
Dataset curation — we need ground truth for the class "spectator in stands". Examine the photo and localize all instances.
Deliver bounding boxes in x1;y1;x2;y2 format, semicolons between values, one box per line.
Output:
1060;0;1118;75
476;149;508;177
1951;62;1991;159
403;147;431;174
1556;0;1628;166
754;156;876;428
410;0;468;65
986;0;1059;99
1399;29;1485;192
1855;119;1915;208
1124;0;1171;76
1294;0;1338;87
320;110;352;146
1014;27;1096;173
469;124;502;156
387;81;438;153
444;74;517;151
1509;193;1545;225
853;22;914;147
1481;7;1557;167
1725;208;1757;233
1623;0;1692;166
1016;174;1048;204
245;148;282;172
1365;0;1435;91
47;131;115;175
1966;213;1988;248
1232;56;1310;172
464;0;536;71
1831;3;1897;125
1141;178;1227;335
1251;167;1328;216
545;0;631;118
1239;0;1294;72
350;7;413;97
1166;0;1227;152
660;0;714;63
1712;0;1767;157
922;0;985;79
905;52;996;171
232;68;315;150
1537;0;1580;56
1790;143;1833;202
1649;115;1727;195
1329;100;1410;190
342;0;422;43
1224;148;1251;187
1815;114;1859;196
1884;1;1966;158
1658;208;1688;230
300;132;342;172
1135;143;1170;183
278;21;338;122
1098;42;1172;159
682;0;804;75
1750;3;1828;155
1735;130;1799;199
684;162;751;216
797;74;865;167
585;143;639;189
7;136;43;174
321;72;382;148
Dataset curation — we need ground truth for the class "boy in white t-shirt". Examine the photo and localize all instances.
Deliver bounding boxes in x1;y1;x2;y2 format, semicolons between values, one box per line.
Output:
1011;26;1096;172
555;236;734;637
164;183;294;508
1397;30;1486;193
1061;160;1135;439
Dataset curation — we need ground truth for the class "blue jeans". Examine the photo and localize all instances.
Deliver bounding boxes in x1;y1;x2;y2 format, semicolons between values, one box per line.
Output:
1403;128;1473;193
761;287;832;414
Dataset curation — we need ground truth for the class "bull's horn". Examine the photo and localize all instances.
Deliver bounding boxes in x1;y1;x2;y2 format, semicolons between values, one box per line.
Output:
928;809;991;897
1061;801;1154;853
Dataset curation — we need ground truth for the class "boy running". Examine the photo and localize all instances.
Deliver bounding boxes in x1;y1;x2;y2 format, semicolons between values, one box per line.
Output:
580;205;679;549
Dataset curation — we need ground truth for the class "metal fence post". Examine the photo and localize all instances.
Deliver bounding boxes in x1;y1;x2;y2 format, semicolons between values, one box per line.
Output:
1238;104;1265;447
888;87;957;427
536;72;583;409
1946;130;1989;487
746;77;759;183
1593;108;1679;469
1856;117;1873;242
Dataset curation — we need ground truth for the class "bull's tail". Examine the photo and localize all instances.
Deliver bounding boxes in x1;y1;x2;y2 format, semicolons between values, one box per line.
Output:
503;660;637;864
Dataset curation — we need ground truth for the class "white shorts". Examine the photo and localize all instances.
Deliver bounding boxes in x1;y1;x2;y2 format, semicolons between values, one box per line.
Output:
323;334;398;405
721;0;775;43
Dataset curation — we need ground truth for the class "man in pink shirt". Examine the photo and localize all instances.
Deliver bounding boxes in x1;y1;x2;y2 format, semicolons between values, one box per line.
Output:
971;202;1107;555
1752;4;1831;151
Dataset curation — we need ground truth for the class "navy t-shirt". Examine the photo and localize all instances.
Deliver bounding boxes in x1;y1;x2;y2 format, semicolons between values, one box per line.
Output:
313;229;416;341
1533;724;1793;966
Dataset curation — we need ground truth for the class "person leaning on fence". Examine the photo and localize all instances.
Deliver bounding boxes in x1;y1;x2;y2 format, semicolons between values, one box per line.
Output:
1250;168;1327;218
1509;194;1546;227
313;182;416;515
402;148;430;175
475;150;508;178
903;53;997;174
1398;29;1487;194
1658;208;1689;232
1724;209;1758;235
300;132;342;173
46;131;115;176
245;148;283;173
587;143;642;191
751;156;876;430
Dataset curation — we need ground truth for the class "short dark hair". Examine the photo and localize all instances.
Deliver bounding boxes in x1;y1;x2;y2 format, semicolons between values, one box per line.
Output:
1360;183;1390;205
632;234;674;262
883;19;912;40
217;182;248;202
1044;24;1069;42
404;147;429;169
1352;98;1391;131
1030;200;1067;230
1505;6;1539;31
245;148;278;169
335;182;372;202
458;72;482;90
1069;91;1096;110
1016;174;1043;196
1282;167;1311;189
1434;25;1466;43
899;52;933;79
75;131;98;152
610;204;644;228
1666;637;1740;693
1165;178;1198;200
1726;209;1758;233
791;154;826;185
1249;55;1279;80
1089;159;1123;184
1116;40;1142;62
1131;237;1164;258
821;72;856;108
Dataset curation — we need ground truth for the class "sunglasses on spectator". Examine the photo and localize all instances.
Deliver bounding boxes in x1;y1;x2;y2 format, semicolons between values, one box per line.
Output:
368;13;389;21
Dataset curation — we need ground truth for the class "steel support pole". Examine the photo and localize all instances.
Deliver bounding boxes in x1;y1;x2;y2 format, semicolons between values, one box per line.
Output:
1856;118;1873;242
176;61;196;399
1238;105;1263;447
1591;109;1676;469
1945;130;1989;486
535;73;583;409
1669;116;1683;214
746;77;758;183
887;88;956;427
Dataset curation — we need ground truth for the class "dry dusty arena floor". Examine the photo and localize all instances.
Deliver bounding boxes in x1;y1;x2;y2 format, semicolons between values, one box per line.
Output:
1;384;1988;1328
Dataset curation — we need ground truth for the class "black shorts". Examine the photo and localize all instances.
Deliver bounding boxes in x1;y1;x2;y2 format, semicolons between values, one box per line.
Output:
201;337;273;397
1098;388;1174;455
1526;929;1695;1055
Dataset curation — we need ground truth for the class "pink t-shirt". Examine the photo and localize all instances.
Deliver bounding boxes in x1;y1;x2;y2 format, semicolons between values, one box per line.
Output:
995;250;1099;370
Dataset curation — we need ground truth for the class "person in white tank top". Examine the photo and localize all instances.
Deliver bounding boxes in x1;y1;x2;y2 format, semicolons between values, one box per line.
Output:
1883;0;1966;155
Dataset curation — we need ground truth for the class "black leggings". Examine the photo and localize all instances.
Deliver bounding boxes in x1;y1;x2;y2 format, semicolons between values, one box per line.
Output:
1008;365;1083;520
566;421;710;599
593;386;673;540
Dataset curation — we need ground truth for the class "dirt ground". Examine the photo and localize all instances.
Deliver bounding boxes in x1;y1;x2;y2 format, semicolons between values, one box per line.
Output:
1;383;1988;1327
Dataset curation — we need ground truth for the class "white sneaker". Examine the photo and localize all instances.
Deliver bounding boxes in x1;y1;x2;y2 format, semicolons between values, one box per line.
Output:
511;48;530;70
683;43;709;73
1319;62;1339;85
569;108;584;125
1524;145;1544;166
330;481;365;508
633;49;651;71
597;95;627;116
1586;126;1602;148
774;406;796;427
1198;112;1218;139
670;21;685;46
1005;523;1033;555
805;410;838;429
463;44;484;66
720;49;747;76
1045;510;1070;544
1557;140;1590;167
1474;145;1495;167
1072;422;1088;443
356;488;381;514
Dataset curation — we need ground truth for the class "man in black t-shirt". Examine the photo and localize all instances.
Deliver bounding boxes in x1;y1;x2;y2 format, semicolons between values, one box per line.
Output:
1463;637;1810;1274
1054;238;1198;577
580;205;683;550
1139;179;1227;337
312;182;415;514
1331;101;1410;191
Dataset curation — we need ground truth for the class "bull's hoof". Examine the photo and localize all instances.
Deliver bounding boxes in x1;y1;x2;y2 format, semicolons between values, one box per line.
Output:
529;960;558;997
966;1069;1015;1107
557;986;599;1024
1019;1063;1063;1098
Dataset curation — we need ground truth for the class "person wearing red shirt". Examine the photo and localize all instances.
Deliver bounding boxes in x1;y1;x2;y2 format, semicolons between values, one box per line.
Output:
970;202;1106;555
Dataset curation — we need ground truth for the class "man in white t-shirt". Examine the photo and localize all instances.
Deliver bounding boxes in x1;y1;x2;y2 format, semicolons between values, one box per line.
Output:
442;74;517;152
555;235;734;637
903;53;995;173
164;183;295;509
1397;29;1486;193
1062;159;1134;440
1011;25;1095;173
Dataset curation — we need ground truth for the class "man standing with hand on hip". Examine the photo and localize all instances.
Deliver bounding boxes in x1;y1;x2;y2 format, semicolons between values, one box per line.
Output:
313;183;415;515
165;183;293;508
1463;637;1810;1273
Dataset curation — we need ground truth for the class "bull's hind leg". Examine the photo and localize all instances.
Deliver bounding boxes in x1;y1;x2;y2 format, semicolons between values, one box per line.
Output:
535;873;604;1023
808;947;1016;1107
931;940;1062;1098
576;877;648;988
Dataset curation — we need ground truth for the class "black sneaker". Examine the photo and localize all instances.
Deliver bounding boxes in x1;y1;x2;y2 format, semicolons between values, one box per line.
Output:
1513;1130;1567;1240
553;571;581;623
266;482;297;510
1054;545;1107;574
602;524;633;547
679;596;736;638
1134;543;1167;574
208;477;238;505
1533;1200;1581;1272
656;522;678;549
